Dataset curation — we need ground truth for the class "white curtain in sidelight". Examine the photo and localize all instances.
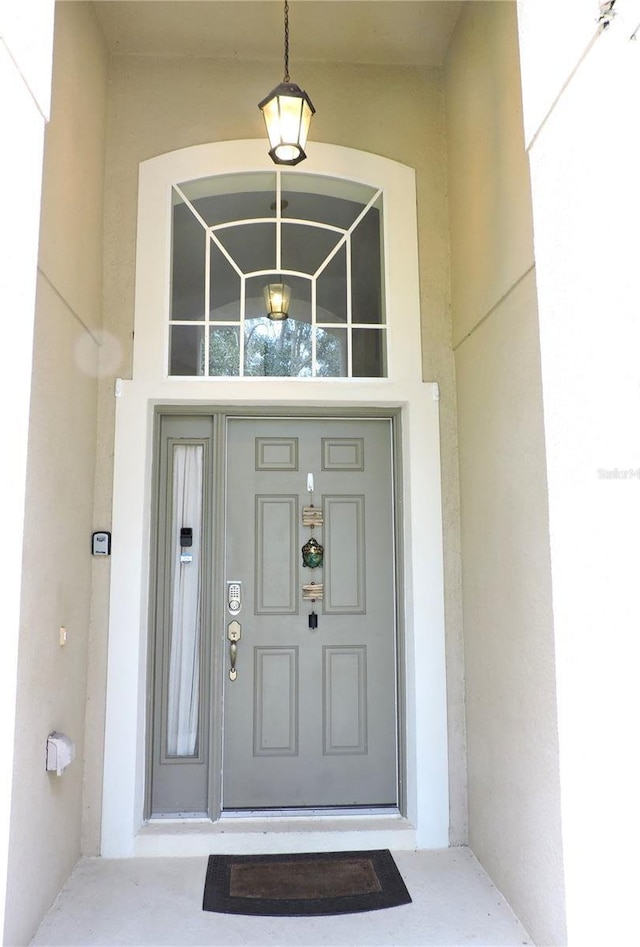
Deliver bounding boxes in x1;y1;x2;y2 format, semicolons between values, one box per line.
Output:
167;444;203;756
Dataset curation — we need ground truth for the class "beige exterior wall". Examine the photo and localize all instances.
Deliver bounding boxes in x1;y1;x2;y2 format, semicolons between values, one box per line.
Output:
0;0;54;939
445;3;566;944
3;3;108;944
83;55;466;850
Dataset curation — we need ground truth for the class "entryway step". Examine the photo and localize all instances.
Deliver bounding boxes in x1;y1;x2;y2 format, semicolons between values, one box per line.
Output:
135;815;417;857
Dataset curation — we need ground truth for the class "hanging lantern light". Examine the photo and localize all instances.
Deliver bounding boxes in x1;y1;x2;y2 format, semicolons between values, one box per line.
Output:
263;281;292;320
258;1;315;166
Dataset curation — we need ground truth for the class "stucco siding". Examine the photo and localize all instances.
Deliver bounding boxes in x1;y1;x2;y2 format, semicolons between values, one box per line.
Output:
446;3;566;944
3;3;108;943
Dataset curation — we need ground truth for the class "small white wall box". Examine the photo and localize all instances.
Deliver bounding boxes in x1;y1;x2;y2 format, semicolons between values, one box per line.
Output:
92;531;111;555
46;732;75;776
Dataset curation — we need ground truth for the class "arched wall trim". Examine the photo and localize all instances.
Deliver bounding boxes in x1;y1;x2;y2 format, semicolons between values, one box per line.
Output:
101;140;449;856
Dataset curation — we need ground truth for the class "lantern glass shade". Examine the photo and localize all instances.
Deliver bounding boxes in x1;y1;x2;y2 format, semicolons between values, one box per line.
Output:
259;83;315;166
263;281;292;320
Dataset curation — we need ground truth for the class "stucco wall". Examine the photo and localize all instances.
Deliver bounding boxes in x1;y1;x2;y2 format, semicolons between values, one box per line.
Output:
445;3;566;944
83;55;466;850
3;3;108;944
0;0;54;939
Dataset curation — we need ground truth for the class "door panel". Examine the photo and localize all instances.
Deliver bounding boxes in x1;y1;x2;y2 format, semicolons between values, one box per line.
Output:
253;646;299;755
254;495;298;613
324;495;365;612
148;415;213;817
222;417;398;809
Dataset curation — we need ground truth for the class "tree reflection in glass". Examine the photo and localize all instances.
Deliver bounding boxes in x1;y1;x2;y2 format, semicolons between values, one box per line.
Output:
242;318;345;377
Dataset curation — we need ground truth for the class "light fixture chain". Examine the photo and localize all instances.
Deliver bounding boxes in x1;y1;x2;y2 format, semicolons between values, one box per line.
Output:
283;0;290;82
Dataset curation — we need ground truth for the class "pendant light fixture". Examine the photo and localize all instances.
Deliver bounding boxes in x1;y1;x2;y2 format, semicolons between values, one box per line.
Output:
264;281;292;320
258;1;315;166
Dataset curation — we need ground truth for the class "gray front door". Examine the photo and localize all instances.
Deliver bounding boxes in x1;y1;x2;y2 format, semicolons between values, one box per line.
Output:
222;417;398;809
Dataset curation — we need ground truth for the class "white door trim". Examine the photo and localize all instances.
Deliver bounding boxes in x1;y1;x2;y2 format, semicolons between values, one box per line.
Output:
100;140;449;856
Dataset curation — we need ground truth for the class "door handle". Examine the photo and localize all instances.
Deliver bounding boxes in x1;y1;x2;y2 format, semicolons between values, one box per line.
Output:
228;620;241;681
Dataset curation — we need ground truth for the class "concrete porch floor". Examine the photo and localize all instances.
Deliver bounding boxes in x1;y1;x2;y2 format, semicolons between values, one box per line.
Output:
30;847;532;946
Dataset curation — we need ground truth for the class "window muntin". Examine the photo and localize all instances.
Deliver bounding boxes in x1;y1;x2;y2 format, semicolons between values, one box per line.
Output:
169;172;386;377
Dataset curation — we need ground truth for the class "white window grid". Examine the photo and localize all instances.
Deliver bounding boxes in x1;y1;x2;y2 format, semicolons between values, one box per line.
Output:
169;172;386;378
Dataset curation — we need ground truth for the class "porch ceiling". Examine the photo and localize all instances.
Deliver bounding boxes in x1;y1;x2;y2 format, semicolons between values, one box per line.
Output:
92;1;463;66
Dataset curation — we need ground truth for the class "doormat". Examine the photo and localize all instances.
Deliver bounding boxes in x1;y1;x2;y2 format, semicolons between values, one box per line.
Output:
202;850;412;917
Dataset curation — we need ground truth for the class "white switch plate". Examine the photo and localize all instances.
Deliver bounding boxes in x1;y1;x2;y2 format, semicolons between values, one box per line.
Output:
59;626;67;646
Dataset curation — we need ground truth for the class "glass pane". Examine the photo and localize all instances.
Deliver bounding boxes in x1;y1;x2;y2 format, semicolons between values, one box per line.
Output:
245;274;311;325
281;223;341;275
169;325;205;376
178;172;276;225
171;199;205;321
281;173;376;228
316;326;347;377
244;319;314;377
208;326;240;376
352;328;386;377
317;245;347;324
167;444;203;757
351;204;384;324
215;222;276;275
209;239;241;322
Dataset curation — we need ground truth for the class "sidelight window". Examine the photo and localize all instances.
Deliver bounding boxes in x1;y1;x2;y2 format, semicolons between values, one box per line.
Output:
166;443;203;758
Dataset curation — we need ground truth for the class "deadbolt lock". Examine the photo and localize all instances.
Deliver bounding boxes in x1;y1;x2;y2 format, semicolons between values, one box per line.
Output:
227;581;242;614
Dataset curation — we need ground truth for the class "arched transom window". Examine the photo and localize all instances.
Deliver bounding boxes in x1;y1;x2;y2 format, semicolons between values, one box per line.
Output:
169;172;386;378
